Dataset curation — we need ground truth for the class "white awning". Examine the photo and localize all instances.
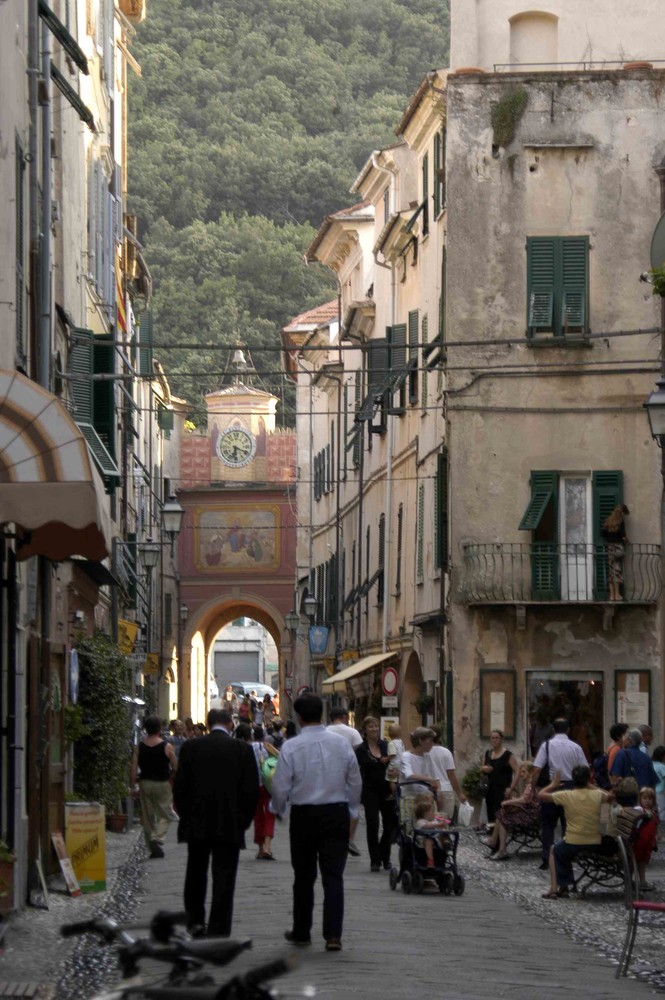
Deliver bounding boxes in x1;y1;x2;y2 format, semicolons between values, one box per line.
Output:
0;370;113;561
321;651;398;694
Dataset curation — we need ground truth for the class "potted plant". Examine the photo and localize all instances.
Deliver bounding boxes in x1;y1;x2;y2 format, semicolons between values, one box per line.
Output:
412;692;435;718
0;840;16;915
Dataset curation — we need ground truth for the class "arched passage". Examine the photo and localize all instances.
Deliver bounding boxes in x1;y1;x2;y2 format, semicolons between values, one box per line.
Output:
401;650;424;745
179;592;292;720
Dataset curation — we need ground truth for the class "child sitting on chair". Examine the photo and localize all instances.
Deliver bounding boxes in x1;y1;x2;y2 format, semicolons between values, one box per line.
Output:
633;786;659;893
414;795;451;868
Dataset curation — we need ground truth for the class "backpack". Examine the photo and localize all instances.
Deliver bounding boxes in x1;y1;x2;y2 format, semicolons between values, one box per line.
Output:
592;751;611;791
261;755;278;794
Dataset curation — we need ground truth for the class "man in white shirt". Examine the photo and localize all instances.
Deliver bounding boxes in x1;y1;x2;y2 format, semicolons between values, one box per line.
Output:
271;694;362;952
328;707;362;856
427;735;468;819
531;717;588;870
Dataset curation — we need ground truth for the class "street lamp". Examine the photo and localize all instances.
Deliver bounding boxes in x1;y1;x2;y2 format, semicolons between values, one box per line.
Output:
644;378;665;446
138;537;160;571
303;595;318;621
179;603;189;624
162;494;185;553
284;609;300;635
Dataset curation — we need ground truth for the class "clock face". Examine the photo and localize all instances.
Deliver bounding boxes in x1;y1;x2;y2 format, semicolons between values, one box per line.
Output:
218;427;256;468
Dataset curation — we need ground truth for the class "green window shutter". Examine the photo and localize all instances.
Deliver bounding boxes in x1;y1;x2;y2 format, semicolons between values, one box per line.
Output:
396;503;403;596
93;335;116;459
138;309;153;376
561;236;588;333
437;448;448;571
592;470;623;599
408;310;419;405
389;322;407;411
422;152;429;236
440;247;447;360
69;327;93;422
368;337;389;395
433;133;441;218
416;483;425;584
377;513;385;605
422;315;429;412
330;422;335;488
521;470;559;599
158;406;174;434
527;238;556;335
352;370;361;467
440;124;446;208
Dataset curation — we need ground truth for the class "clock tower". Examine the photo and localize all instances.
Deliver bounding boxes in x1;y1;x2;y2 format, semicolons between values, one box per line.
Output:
206;381;278;484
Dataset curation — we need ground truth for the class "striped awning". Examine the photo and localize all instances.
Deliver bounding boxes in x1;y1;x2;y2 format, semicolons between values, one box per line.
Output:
0;370;113;561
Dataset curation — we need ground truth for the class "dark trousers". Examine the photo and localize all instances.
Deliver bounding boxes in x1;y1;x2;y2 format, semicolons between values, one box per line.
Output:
289;802;349;942
362;787;396;865
553;840;592;887
183;839;240;937
540;782;572;863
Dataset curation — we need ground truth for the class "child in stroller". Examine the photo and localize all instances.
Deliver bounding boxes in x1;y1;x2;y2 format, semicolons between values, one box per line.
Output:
389;780;465;896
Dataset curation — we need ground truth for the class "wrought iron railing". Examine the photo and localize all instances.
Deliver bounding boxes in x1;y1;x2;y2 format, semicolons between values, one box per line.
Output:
461;543;662;604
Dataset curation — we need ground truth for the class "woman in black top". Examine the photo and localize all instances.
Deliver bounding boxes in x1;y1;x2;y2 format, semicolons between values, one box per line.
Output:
130;715;177;858
355;716;396;871
480;729;518;827
601;504;629;601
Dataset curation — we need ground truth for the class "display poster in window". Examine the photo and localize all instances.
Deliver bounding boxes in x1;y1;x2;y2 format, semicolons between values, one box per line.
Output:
65;803;106;893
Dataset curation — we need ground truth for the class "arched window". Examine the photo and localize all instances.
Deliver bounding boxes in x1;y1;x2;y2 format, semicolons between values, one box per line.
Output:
509;11;558;67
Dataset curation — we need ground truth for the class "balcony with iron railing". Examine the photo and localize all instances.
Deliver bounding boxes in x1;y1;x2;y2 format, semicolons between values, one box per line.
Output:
461;543;662;605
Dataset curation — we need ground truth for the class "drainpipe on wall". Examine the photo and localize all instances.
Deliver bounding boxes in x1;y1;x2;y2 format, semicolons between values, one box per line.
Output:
654;160;665;732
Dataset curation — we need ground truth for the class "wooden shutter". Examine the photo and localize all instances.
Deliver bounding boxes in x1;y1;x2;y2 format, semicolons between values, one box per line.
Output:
408;310;419;405
377;513;385;605
527;238;555;335
69;328;93;421
138;310;154;376
562;237;588;333
521;470;559;599
436;448;449;571
352;370;361;467
396;503;403;596
433;132;440;218
416;483;425;584
390;323;408;411
422;152;429;236
368;337;389;433
592;470;623;599
421;315;429;412
93;335;116;458
440;124;447;208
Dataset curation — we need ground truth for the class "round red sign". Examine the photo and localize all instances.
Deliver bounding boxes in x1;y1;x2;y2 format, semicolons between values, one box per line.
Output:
382;666;399;697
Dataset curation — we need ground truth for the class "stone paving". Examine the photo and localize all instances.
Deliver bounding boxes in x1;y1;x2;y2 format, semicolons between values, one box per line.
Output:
3;817;665;999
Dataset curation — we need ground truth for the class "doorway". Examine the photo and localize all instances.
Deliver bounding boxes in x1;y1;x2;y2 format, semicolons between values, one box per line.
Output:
527;671;604;762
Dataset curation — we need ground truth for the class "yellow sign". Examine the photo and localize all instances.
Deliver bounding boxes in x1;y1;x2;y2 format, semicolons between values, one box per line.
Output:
117;619;139;655
65;803;106;893
144;652;159;676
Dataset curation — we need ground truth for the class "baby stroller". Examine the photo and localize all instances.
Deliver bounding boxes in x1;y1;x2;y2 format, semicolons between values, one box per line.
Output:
388;779;465;896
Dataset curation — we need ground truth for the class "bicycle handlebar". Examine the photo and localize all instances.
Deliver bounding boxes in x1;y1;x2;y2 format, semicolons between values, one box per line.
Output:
216;955;298;999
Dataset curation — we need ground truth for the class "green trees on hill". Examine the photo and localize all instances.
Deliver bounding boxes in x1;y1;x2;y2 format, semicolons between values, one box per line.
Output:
128;0;449;419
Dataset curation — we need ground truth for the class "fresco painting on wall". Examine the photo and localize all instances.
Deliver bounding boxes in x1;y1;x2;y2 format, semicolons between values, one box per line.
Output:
195;505;280;573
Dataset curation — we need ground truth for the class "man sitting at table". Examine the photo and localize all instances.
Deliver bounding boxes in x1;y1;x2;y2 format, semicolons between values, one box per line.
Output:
537;765;612;899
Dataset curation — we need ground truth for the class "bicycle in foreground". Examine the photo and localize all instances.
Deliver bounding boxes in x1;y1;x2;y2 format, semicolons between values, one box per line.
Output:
61;910;304;1000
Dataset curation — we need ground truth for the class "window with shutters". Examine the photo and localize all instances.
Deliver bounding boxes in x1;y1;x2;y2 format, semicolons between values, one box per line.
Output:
367;338;388;435
435;449;449;572
421;153;429;237
15;135;26;366
377;513;385;606
395;503;403;597
365;525;371;617
408;310;419;405
68;328;119;487
527;236;589;338
518;469;622;600
421;316;429;415
389;323;407;413
416;483;425;585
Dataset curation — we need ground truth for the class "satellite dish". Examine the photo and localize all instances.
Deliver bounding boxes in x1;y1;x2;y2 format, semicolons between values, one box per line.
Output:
650;210;665;270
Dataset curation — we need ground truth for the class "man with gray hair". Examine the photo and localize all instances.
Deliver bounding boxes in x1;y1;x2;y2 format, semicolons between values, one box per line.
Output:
610;727;658;794
638;724;654;755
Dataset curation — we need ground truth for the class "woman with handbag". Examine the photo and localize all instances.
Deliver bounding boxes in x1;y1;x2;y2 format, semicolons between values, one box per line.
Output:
480;730;518;828
355;716;396;872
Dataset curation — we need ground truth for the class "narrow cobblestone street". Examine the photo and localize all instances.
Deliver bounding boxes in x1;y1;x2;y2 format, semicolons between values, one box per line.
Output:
3;817;664;1000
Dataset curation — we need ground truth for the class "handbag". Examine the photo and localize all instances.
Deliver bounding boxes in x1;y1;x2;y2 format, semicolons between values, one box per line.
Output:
478;775;490;797
536;740;551;788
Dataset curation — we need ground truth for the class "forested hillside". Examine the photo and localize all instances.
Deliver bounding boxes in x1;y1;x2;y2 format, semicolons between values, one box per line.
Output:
128;0;450;418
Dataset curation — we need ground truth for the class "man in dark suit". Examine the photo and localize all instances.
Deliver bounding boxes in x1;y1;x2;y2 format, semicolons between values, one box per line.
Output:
173;707;258;937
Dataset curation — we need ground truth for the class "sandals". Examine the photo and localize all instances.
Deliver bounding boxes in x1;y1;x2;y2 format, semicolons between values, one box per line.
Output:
491;854;510;861
541;887;569;899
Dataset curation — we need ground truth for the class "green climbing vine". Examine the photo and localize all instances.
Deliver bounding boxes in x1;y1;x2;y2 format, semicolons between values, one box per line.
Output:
491;87;528;148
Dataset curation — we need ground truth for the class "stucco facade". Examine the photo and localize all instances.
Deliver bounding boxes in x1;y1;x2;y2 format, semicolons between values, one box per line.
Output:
445;61;665;763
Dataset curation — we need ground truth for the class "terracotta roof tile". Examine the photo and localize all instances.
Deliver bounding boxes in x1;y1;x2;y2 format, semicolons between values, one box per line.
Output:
283;300;339;332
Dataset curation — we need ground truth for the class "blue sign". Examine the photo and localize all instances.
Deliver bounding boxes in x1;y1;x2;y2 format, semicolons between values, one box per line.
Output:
309;625;329;655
